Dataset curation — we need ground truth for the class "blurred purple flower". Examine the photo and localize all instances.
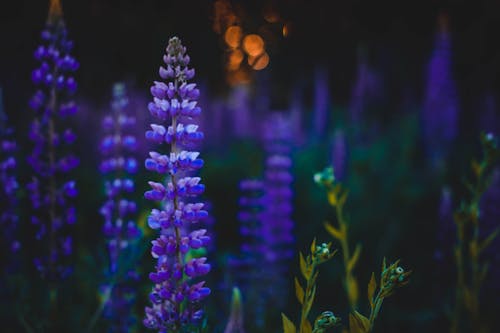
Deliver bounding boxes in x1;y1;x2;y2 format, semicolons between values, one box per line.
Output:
228;179;266;328
349;47;383;127
27;4;79;280
422;14;459;167
1;89;20;272
99;83;141;331
260;113;295;310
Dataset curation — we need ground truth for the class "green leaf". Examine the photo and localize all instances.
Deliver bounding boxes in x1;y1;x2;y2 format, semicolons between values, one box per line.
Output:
479;228;499;253
367;272;377;308
300;252;310;280
338;190;349;206
295;277;305;305
303;285;316;315
471;159;482;177
282;313;296;333
347;244;362;272
348;311;370;333
310;271;319;287
347;276;359;307
302;319;312;333
327;191;337;206
310;238;317;255
324;223;344;241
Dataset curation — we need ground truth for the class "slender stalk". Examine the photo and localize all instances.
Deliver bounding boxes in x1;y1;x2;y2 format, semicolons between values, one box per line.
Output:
47;77;59;323
299;263;317;333
334;193;357;311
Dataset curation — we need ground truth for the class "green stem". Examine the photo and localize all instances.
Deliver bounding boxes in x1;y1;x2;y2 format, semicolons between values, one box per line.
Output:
170;78;184;331
368;290;384;332
299;263;317;333
335;201;356;310
86;285;113;333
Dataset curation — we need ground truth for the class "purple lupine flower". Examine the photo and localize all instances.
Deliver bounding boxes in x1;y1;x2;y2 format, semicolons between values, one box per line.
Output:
260;112;295;310
331;129;347;181
237;179;265;267
422;14;459;167
27;1;79;280
230;179;266;329
1;89;20;272
349;47;383;127
143;37;211;332
99;83;141;331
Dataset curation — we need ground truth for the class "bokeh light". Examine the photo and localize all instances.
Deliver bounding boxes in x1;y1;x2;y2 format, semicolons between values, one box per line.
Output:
248;52;269;70
227;49;244;70
242;34;265;57
224;25;243;49
282;23;290;37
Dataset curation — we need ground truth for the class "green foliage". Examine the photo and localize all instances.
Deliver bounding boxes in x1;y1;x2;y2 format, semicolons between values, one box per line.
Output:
282;239;338;333
451;133;500;333
322;167;412;332
316;167;361;310
224;287;245;333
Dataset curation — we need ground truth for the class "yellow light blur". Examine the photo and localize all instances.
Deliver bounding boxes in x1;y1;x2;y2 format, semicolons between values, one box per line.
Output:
242;34;265;57
227;49;244;70
248;52;269;71
224;26;243;48
282;23;289;37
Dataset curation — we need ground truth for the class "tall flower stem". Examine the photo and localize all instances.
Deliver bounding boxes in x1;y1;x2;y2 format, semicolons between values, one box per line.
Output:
144;36;211;332
317;168;361;311
451;133;499;333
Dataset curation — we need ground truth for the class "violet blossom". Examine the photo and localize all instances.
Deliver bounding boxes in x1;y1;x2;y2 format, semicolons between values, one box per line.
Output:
99;82;141;331
27;0;79;280
1;89;20;272
143;37;211;332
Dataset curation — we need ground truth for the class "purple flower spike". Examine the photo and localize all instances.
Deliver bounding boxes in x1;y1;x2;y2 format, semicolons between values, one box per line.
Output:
422;14;459;168
1;89;20;273
143;37;210;332
260;112;295;310
99;82;141;332
27;2;78;281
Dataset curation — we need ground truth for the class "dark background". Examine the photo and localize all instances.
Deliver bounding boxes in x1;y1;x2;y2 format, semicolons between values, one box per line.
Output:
2;0;500;119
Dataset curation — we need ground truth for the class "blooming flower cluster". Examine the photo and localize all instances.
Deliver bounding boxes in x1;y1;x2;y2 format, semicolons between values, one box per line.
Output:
143;37;211;332
99;83;141;331
236;179;265;269
422;14;458;166
1;99;20;272
260;113;295;309
27;1;79;280
229;179;266;328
